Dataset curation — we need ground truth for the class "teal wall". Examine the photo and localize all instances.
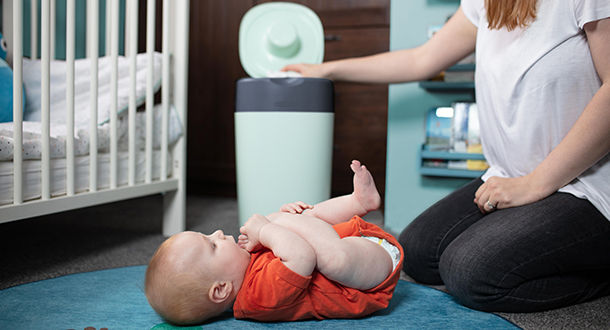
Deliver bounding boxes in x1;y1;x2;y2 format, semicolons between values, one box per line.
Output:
384;0;474;234
18;0;125;59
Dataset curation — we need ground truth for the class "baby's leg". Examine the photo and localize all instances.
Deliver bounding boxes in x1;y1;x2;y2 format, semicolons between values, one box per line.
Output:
324;236;393;290
303;160;381;225
270;212;392;290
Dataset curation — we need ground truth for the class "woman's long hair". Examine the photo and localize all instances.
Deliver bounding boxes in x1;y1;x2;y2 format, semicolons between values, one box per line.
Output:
485;0;538;30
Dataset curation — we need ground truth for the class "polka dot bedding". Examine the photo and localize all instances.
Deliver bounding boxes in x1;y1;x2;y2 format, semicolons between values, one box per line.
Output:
0;52;183;161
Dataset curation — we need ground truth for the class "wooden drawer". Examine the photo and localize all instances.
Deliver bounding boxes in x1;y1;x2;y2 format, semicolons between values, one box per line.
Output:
324;27;389;60
332;82;388;196
254;0;389;28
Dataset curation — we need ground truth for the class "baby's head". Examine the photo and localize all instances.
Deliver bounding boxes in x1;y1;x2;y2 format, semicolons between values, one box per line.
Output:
145;230;251;325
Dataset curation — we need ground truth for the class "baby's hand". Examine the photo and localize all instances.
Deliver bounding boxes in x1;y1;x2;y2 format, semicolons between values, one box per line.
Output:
280;201;313;214
238;214;270;252
238;234;257;252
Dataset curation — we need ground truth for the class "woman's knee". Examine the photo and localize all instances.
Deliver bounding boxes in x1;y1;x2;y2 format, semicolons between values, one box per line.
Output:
439;240;510;312
399;220;444;284
400;179;484;285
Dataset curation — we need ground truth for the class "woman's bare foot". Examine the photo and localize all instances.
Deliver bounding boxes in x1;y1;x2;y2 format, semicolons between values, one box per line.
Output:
350;160;381;212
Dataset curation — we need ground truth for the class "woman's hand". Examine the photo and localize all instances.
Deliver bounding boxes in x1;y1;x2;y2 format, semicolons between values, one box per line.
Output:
281;63;328;78
474;175;553;213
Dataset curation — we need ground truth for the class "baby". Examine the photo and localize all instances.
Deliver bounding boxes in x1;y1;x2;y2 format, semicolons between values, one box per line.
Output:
145;160;403;325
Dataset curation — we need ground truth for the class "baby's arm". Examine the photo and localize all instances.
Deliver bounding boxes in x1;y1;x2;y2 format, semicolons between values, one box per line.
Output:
239;214;316;277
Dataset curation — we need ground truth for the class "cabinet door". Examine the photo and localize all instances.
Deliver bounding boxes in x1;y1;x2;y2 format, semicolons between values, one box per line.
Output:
324;25;389;197
186;0;251;196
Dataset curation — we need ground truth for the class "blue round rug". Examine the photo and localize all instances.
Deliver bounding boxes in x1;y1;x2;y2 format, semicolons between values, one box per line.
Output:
0;265;517;329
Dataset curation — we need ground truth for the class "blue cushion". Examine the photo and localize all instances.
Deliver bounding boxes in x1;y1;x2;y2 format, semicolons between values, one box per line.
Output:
0;58;26;123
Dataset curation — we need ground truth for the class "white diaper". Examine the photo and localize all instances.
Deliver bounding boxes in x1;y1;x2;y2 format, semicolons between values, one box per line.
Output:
362;236;401;271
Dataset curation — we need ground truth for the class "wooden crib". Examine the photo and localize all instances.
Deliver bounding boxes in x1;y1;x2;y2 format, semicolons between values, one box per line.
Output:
0;0;189;236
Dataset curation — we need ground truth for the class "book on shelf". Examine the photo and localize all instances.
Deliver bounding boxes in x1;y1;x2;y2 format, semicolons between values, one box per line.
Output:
451;102;470;153
422;102;490;172
467;103;481;149
444;70;475;83
422;159;449;169
424;107;452;151
444;61;475;83
448;160;468;170
425;52;475;83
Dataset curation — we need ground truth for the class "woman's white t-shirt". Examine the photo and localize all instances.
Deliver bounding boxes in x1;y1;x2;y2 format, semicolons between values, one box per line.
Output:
461;0;610;220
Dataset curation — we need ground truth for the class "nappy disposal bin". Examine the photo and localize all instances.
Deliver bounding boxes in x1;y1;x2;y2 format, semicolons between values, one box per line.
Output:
235;78;334;225
235;2;333;225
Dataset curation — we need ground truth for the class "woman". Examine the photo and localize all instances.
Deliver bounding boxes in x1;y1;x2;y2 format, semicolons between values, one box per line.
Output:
283;0;610;312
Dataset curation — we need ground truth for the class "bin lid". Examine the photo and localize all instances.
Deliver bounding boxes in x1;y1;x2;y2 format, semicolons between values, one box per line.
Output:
239;2;324;78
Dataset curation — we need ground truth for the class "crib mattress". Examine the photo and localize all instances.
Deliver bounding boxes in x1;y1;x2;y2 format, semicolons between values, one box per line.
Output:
0;150;172;205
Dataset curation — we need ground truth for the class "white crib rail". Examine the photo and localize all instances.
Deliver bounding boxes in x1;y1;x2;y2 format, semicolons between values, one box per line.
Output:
161;0;170;181
128;0;138;186
146;0;155;184
110;0;119;189
88;0;99;192
2;0;190;236
41;0;50;200
66;0;75;196
163;0;189;236
12;0;24;205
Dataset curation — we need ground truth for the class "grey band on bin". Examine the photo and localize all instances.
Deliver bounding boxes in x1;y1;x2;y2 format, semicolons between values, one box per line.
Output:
235;78;334;112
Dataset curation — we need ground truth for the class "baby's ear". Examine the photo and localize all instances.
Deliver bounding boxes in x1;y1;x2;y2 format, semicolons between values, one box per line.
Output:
209;281;233;304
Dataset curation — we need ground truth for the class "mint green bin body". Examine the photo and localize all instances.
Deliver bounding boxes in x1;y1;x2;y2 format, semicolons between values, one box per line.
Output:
235;78;334;225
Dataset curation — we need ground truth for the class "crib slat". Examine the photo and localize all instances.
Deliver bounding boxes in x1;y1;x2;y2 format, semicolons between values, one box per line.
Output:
161;0;170;180
13;0;24;205
110;0;119;189
41;0;51;200
88;0;99;192
66;0;75;196
162;0;190;235
30;0;37;60
145;0;155;183
128;0;139;186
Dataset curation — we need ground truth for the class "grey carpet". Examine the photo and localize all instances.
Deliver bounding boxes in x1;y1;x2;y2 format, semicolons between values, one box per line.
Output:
1;194;608;329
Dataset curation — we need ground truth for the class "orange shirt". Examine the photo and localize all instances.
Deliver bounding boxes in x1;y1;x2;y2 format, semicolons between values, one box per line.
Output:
233;216;404;321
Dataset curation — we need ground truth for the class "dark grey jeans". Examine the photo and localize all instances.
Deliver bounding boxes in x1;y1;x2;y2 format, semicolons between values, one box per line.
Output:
399;178;610;312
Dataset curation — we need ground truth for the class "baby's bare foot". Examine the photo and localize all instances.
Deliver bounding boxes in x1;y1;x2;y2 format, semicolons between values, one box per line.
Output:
350;160;381;212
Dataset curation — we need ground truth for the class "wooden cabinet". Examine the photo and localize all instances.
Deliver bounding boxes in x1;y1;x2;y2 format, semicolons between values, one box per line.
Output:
187;0;390;198
186;0;251;196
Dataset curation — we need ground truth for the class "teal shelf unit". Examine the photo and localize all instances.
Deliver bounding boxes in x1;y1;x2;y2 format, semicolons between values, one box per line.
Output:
418;145;486;178
418;61;477;178
447;63;475;71
418;63;475;91
418;81;475;91
384;0;468;233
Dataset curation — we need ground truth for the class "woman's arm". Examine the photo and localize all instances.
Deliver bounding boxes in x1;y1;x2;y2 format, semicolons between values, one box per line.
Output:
283;6;477;84
475;17;610;212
